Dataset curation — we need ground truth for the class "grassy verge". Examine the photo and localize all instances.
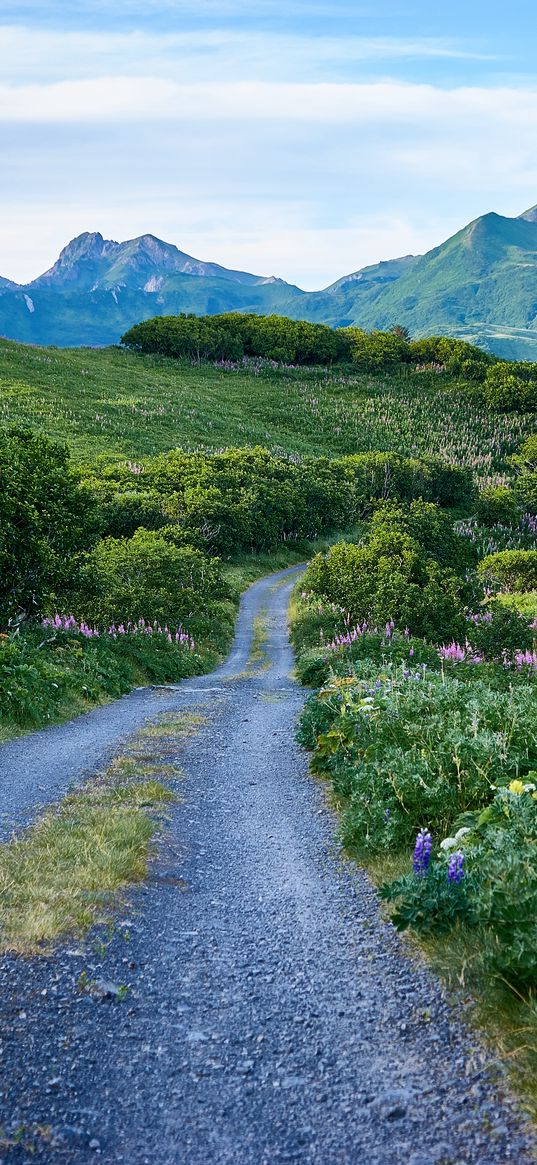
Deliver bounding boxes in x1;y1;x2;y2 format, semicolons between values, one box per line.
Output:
362;849;537;1120
290;585;537;1120
0;710;205;954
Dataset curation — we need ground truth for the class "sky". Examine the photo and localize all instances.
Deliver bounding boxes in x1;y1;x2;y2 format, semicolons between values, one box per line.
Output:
1;0;536;288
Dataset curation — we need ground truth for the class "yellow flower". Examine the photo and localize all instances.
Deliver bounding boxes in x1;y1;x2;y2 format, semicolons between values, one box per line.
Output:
508;780;525;796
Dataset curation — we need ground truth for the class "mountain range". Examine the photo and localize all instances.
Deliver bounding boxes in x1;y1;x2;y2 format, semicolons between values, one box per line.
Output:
2;205;537;358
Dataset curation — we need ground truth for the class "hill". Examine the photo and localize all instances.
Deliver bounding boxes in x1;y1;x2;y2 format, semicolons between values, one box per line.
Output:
2;206;537;355
0;337;532;486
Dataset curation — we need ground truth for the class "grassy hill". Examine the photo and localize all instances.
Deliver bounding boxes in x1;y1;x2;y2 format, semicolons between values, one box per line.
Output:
0;338;533;485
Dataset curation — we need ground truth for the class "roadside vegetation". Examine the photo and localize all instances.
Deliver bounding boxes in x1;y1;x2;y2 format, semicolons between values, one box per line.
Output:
290;431;537;1111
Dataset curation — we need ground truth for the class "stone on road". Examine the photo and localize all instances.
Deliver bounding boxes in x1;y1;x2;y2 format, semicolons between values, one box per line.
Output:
0;568;534;1163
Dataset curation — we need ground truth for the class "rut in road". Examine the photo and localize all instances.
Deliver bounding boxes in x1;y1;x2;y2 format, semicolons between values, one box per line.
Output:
0;568;534;1164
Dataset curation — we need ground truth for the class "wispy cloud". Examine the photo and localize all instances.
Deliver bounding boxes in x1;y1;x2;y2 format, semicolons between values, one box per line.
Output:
0;25;495;86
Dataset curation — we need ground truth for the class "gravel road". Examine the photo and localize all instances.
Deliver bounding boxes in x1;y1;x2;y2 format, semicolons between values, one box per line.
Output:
0;567;535;1163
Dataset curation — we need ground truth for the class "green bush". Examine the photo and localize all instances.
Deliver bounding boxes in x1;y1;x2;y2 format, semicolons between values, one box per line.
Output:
469;603;535;659
476;485;521;528
483;363;537;412
302;669;537;854
121;312;350;366
79;529;225;626
382;786;537;987
0;428;97;628
479;549;537;592
512;434;537;514
97;490;171;538
303;529;467;642
0;629;203;728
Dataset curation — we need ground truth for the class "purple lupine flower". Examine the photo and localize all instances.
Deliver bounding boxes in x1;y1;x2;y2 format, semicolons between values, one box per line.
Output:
447;850;464;884
409;647;414;657
413;829;432;876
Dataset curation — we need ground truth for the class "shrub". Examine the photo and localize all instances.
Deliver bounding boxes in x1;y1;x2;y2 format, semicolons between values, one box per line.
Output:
476;485;521;528
483;364;537;412
479;549;537;592
79;529;225;627
369;499;472;571
302;670;537;854
381;786;537;987
98;490;171;538
512;434;537;514
303;528;467;642
468;603;535;659
0;428;98;629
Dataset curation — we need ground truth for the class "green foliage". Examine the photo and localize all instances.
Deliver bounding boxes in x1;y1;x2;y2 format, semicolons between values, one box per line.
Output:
0;428;97;629
0;628;203;729
380;863;478;934
476;485;521;528
348;328;410;372
302;668;537;854
382;786;537;987
512;433;537;514
469;603;535;659
369;498;473;570
483;363;537;412
302;511;468;642
79;529;225;627
121;312;351;366
479;549;537;592
407;335;492;375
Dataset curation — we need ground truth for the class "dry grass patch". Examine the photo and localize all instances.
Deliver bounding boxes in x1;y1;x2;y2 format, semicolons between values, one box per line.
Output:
0;756;177;955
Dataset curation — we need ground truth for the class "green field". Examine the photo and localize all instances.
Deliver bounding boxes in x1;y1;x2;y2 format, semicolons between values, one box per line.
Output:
0;339;533;484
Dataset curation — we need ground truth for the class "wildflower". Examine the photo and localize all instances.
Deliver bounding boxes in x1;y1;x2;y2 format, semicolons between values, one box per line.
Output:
447;851;464;885
508;779;525;795
413;829;432;876
440;827;470;851
383;808;391;823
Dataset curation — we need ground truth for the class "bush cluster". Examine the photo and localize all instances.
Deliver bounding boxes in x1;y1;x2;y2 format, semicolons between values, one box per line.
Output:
121;312;494;377
301;500;473;642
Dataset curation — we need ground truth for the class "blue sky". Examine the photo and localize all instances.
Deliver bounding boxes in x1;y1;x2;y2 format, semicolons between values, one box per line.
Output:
1;0;536;286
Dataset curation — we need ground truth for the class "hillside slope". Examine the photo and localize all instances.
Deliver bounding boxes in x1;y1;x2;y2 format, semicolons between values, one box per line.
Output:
0;338;532;485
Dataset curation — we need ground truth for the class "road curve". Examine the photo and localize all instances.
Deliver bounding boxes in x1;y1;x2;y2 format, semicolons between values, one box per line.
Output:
0;566;534;1163
0;565;304;839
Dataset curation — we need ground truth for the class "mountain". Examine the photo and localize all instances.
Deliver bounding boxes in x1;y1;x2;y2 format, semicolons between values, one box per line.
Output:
28;231;279;292
2;209;537;356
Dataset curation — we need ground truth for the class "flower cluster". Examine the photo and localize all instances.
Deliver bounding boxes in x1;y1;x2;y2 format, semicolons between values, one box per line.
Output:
42;614;196;650
413;829;432;876
513;649;537;672
447;851;464;884
438;641;483;664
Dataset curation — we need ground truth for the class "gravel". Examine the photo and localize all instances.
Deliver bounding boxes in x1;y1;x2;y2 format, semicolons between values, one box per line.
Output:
0;567;535;1163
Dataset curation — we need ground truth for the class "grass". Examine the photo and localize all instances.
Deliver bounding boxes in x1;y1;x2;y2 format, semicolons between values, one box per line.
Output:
0;709;208;954
247;612;270;672
0;339;533;485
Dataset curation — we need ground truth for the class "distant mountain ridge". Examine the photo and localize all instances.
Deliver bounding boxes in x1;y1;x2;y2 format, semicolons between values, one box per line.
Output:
2;207;537;358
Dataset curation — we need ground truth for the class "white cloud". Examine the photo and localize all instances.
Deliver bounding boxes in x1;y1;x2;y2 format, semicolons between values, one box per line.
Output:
1;77;536;124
